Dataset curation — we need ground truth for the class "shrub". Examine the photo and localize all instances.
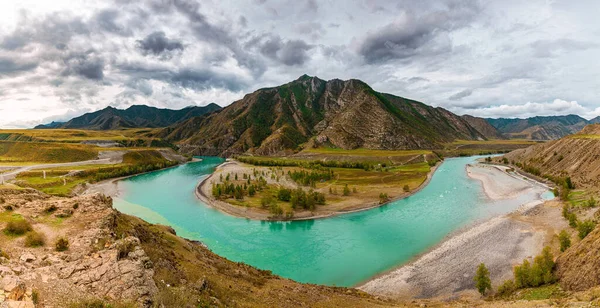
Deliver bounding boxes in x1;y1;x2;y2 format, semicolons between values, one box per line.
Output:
31;290;39;305
3;205;13;211
72;203;79;209
269;203;283;216
25;231;45;247
277;188;291;202
577;220;596;239
403;185;410;192
260;195;276;208
559;230;571;252
474;263;492;295
55;237;69;251
586;196;597;208
343;184;350;196
45;204;57;213
4;220;32;236
495;279;516;297
565;177;575;189
379;193;389;204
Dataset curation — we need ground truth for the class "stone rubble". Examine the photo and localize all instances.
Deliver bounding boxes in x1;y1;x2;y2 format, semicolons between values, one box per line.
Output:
0;190;159;307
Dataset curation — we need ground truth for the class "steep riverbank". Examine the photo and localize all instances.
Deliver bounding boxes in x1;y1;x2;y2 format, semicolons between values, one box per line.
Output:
195;159;439;221
359;163;558;299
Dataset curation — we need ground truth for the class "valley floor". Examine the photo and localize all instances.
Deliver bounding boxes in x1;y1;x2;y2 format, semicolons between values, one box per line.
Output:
359;164;564;300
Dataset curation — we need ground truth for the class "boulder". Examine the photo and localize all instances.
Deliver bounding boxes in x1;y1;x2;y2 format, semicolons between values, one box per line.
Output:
19;254;35;263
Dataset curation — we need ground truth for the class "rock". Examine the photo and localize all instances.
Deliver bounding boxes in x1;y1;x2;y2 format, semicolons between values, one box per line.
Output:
0;266;13;277
10;267;24;275
1;276;20;292
7;282;25;300
19;254;35;263
3;300;35;308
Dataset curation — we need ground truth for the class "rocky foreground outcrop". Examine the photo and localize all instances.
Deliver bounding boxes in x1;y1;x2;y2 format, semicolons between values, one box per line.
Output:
0;189;398;307
0;190;157;307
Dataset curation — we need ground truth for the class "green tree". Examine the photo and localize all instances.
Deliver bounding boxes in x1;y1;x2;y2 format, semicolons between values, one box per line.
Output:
514;259;531;288
474;263;492;296
248;185;256;196
559;230;571;252
403;184;410;192
565;177;574;189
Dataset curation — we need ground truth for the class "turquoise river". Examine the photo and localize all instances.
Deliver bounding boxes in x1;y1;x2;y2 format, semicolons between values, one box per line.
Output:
112;156;553;287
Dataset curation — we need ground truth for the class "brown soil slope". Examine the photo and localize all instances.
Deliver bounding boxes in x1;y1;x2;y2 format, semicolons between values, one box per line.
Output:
503;124;600;188
556;226;600;291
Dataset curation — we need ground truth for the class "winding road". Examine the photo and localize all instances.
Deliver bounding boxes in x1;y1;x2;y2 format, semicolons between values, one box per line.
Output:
0;151;126;182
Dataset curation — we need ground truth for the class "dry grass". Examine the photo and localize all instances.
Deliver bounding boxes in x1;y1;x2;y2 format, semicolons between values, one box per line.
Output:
0;128;161;142
0;141;98;163
3;219;32;236
24;231;45;247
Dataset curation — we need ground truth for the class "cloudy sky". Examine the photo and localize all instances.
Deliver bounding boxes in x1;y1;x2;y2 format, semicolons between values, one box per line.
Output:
1;0;600;128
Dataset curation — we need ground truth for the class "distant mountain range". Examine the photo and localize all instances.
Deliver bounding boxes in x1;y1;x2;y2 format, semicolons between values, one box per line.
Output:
34;76;598;149
485;115;597;140
35;104;221;130
157;75;494;156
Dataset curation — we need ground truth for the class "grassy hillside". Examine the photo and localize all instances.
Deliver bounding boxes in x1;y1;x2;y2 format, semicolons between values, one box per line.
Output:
159;76;493;157
0;141;98;163
13;149;178;196
0;129;161;143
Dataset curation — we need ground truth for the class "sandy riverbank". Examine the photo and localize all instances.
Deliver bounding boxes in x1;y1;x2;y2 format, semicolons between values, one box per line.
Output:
466;164;549;200
195;159;440;221
358;163;562;300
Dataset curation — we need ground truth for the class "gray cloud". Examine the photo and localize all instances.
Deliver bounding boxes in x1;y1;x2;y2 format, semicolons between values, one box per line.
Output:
0;14;88;50
136;31;184;58
357;1;481;63
93;9;131;36
449;89;473;101
0;58;38;76
115;60;245;92
256;34;314;66
62;52;105;80
2;0;600;128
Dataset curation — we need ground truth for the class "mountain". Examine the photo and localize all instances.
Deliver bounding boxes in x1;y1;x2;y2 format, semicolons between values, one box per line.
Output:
504;124;600;188
35;104;221;130
34;121;65;129
486;115;589;140
159;75;492;157
589;116;600;124
461;115;505;139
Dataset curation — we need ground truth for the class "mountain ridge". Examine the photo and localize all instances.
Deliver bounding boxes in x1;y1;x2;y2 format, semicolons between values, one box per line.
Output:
158;75;496;157
34;103;222;130
486;114;590;140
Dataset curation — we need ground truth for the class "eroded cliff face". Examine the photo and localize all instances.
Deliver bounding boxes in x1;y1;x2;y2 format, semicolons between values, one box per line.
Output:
159;75;489;157
504;124;600;188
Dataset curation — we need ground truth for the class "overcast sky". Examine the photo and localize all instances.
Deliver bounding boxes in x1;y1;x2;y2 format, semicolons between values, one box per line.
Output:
1;0;600;128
